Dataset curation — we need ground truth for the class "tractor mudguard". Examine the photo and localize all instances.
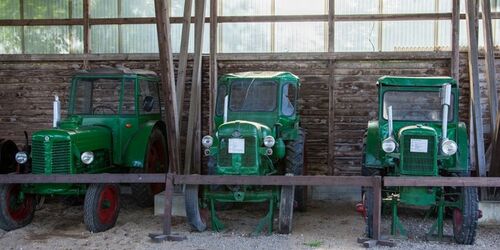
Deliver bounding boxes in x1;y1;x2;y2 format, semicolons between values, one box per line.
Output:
365;121;383;168
123;121;166;168
0;139;18;174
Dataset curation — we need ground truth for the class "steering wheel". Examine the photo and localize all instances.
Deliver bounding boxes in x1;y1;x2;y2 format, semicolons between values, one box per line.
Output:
93;105;117;114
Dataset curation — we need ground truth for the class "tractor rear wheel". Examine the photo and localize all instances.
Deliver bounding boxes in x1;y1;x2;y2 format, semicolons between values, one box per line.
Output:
0;184;34;231
130;127;168;207
452;186;479;245
84;183;120;233
278;183;295;234
184;184;207;232
285;128;307;212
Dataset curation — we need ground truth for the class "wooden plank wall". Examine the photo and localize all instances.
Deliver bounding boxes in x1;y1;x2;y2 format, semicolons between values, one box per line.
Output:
0;54;497;175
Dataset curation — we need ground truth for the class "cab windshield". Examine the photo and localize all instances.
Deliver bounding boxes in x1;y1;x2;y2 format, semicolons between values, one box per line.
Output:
71;77;134;115
383;90;454;122
229;79;278;112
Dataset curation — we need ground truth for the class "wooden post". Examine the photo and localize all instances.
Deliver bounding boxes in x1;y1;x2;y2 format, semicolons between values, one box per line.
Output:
209;0;218;132
451;0;460;82
372;176;382;240
481;0;499;173
465;0;487;179
176;0;193;127
154;0;181;174
83;0;90;67
184;0;206;175
328;0;335;52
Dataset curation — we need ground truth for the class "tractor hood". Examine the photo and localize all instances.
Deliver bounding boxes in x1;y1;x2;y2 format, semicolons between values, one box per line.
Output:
32;125;112;152
218;120;272;139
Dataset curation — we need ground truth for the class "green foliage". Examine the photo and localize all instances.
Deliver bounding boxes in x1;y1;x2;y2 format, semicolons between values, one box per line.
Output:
303;240;323;248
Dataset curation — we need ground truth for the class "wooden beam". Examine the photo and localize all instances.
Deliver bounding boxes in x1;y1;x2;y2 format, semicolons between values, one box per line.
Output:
465;0;487;178
83;0;90;54
328;59;336;175
481;0;499;173
184;0;206;175
451;0;460;81
209;0;218;132
328;0;335;52
175;0;193;128
154;0;181;174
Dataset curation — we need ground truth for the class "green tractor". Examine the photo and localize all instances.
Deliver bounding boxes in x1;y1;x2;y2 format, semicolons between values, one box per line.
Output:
2;68;168;233
185;71;306;234
362;76;479;244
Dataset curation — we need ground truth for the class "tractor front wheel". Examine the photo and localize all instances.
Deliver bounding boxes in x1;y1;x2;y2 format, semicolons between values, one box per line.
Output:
84;183;120;233
452;186;479;245
285;128;307;212
278;184;295;234
0;184;34;231
130;127;168;207
184;184;207;232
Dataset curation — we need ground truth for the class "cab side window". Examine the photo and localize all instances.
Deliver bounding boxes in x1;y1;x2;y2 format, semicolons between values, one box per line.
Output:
139;80;161;114
282;84;297;116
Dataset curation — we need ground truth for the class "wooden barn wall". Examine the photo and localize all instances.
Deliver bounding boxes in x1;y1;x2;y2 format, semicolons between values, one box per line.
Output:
0;54;498;175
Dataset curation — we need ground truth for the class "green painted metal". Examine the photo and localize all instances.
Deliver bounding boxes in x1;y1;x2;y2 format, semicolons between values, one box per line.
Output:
203;71;301;233
22;71;165;196
364;76;471;240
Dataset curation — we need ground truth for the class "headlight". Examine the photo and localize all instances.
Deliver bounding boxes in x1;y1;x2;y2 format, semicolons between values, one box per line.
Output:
263;136;275;147
382;137;397;153
441;139;457;156
202;135;213;148
81;151;94;164
15;152;28;164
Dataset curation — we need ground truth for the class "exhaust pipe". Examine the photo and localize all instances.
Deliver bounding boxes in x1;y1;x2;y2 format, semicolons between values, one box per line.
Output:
53;95;61;128
441;84;451;139
223;95;228;123
388;106;393;137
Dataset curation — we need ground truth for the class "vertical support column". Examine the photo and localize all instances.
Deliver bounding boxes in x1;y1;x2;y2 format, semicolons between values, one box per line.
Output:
209;0;218;132
372;176;382;240
328;0;335;53
465;0;487;180
451;0;460;82
184;0;206;175
480;0;499;171
20;0;25;54
176;0;193;128
83;0;90;54
155;0;181;174
162;173;174;235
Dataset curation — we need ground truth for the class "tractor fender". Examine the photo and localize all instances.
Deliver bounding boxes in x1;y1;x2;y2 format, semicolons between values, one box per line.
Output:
123;121;167;169
365;121;383;168
0;139;19;174
455;122;469;171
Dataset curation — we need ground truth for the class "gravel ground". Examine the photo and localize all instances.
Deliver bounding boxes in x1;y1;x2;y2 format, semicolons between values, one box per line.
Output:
0;195;498;250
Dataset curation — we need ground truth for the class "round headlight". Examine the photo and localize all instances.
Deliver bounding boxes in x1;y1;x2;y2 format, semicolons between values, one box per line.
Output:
263;136;275;147
202;135;213;148
15;152;28;164
81;151;94;164
382;137;397;153
441;139;457;156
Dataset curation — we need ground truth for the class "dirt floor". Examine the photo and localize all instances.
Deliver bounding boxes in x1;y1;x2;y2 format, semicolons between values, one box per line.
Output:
0;194;499;250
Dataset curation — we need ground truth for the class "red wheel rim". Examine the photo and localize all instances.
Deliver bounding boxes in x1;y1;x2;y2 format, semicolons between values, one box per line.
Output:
97;185;118;225
147;139;166;194
6;185;33;222
453;208;463;232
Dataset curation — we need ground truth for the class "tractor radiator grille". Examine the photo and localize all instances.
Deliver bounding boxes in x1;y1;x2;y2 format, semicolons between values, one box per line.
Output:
218;136;257;167
31;140;71;174
401;135;436;175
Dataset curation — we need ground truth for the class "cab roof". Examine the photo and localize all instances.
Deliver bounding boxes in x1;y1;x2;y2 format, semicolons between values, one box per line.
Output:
378;76;456;87
74;67;158;79
222;71;299;81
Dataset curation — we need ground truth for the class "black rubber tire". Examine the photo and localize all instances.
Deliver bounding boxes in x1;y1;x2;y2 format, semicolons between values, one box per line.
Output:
452;186;479;245
278;183;295;234
0;184;34;231
361;131;381;239
130;127;168;207
184;184;207;232
83;183;120;233
285;128;307;212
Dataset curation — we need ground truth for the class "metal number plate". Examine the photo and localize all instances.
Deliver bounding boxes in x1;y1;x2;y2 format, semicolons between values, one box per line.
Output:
228;138;245;154
410;139;428;153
